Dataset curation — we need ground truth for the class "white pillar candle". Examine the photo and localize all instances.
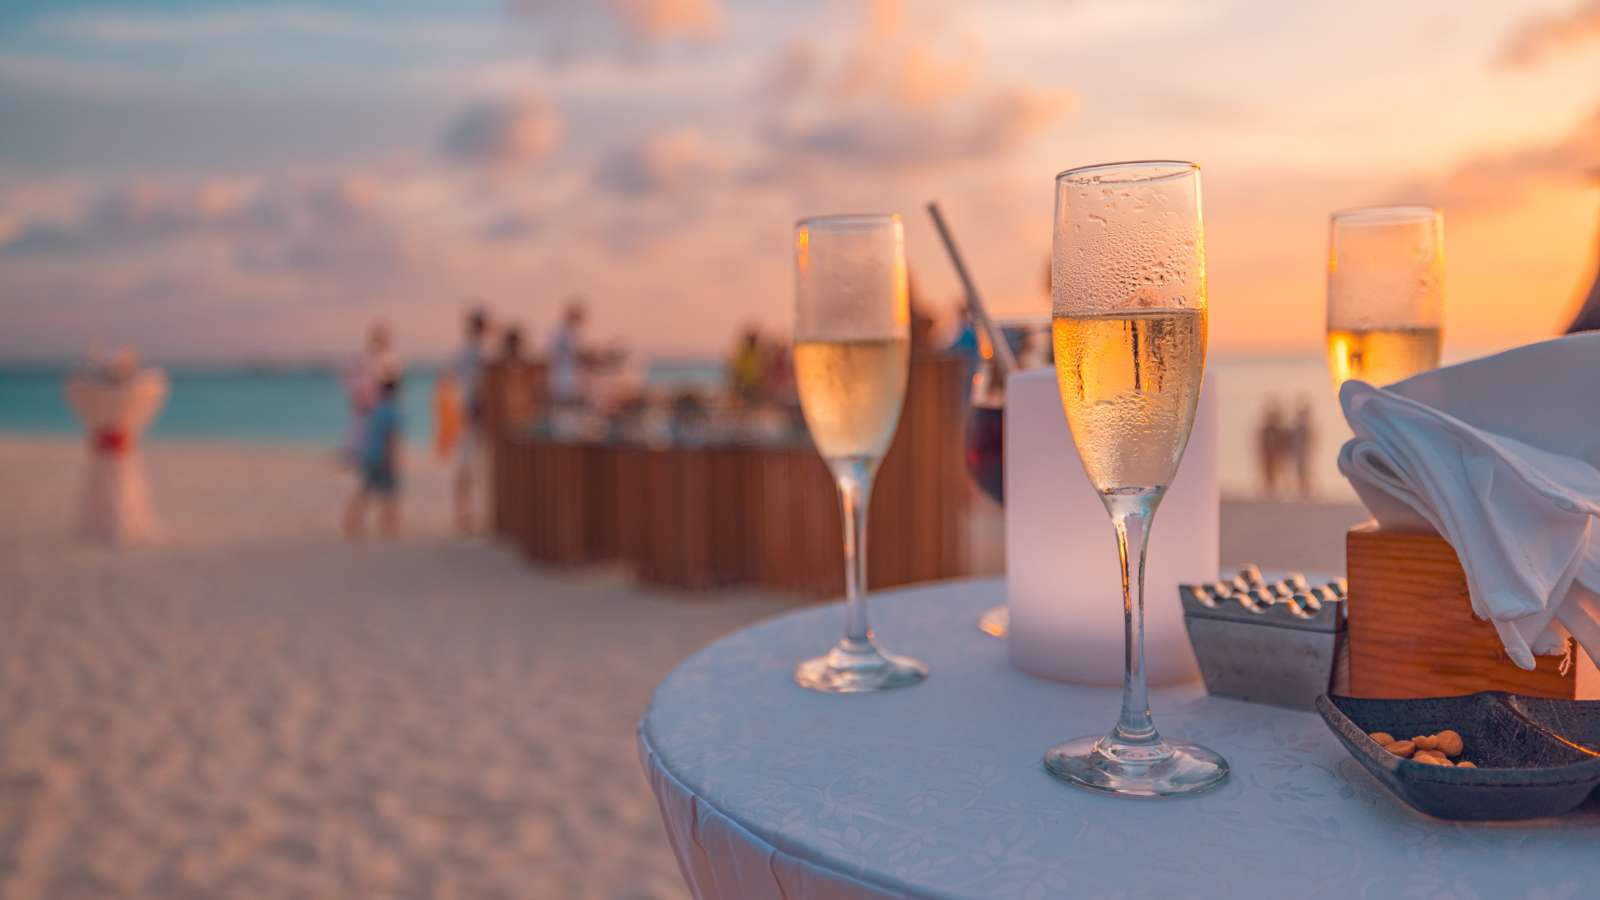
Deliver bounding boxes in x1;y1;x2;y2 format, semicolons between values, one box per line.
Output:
1006;367;1217;685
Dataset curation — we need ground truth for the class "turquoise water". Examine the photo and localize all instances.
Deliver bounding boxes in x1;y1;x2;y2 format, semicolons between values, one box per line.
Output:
0;357;1347;497
0;360;728;445
0;366;442;445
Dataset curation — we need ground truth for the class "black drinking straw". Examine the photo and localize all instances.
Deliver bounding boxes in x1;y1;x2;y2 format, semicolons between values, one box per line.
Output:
926;201;1018;374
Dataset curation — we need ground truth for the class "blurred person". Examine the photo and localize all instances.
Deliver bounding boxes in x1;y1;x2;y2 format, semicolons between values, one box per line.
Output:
1256;398;1288;497
762;338;794;403
433;370;463;462
500;325;526;363
549;300;588;407
947;302;979;365
65;348;168;544
548;298;625;408
1290;397;1317;500
907;273;937;353
341;322;397;466
497;323;538;430
452;307;490;533
669;389;711;443
911;305;936;353
344;374;403;539
729;326;765;404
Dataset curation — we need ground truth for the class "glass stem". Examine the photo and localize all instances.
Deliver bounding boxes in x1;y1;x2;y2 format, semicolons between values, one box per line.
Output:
833;458;877;650
1105;490;1163;746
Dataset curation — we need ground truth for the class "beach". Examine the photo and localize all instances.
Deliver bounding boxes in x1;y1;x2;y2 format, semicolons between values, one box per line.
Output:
0;436;1364;898
0;437;796;899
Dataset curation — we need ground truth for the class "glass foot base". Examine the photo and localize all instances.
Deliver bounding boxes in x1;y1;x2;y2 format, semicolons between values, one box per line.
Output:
1044;734;1229;798
977;604;1009;637
794;643;927;694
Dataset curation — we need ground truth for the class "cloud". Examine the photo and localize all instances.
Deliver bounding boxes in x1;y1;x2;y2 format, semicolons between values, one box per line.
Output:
37;6;489;49
758;41;819;103
608;0;724;41
440;97;564;169
593;128;734;195
4;181;249;254
1;174;396;266
1399;103;1600;209
477;211;545;242
507;0;724;51
1498;0;1600;66
760;0;1073;169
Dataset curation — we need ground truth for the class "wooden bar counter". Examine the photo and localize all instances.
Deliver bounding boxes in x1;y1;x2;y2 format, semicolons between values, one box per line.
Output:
488;353;972;597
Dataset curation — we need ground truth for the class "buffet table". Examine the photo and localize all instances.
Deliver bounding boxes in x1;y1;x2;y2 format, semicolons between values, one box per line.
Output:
638;578;1600;899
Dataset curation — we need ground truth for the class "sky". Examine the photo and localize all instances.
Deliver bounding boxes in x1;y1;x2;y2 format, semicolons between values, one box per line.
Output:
1;0;1599;363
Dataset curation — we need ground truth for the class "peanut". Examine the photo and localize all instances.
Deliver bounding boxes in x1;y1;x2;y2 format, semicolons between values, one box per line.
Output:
1368;731;1395;745
1385;740;1416;758
1456;761;1477;769
1434;730;1464;757
1413;735;1439;751
1413;750;1452;766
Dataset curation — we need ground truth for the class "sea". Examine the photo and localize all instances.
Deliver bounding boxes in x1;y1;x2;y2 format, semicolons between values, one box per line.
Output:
0;356;1355;499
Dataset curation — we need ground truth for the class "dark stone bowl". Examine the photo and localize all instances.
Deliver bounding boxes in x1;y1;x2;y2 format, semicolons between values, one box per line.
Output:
1316;692;1600;821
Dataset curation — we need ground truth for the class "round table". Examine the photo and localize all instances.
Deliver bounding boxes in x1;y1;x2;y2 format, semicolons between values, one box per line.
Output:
638;579;1600;899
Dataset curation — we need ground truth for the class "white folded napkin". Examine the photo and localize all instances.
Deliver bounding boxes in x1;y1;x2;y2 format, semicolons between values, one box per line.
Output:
1338;332;1600;671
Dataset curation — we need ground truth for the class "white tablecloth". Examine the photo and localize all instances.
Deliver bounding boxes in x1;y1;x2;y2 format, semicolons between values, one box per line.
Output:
638;578;1600;900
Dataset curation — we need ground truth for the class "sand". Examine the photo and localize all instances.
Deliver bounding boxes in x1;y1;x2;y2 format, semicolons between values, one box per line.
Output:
0;436;1364;899
0;437;795;899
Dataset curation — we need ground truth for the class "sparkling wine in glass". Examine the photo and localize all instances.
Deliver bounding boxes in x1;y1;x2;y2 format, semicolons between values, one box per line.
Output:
1043;161;1228;796
791;214;927;693
1326;206;1443;392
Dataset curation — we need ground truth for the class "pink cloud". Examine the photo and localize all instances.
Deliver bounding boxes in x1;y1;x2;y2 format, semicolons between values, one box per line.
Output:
440;97;564;170
594;128;734;195
1397;103;1600;209
760;0;1073;169
1498;0;1600;66
508;0;723;51
608;0;723;42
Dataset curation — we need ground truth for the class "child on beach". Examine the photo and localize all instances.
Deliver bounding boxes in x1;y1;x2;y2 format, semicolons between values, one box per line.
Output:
343;375;403;539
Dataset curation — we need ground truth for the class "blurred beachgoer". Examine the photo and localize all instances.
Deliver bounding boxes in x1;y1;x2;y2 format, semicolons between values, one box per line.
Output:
1012;323;1051;368
946;303;981;402
500;325;526;363
911;306;936;353
550;301;588;406
65;349;168;544
1257;398;1288;497
497;324;538;429
342;322;397;466
434;370;463;461
947;303;979;365
669;389;711;443
729;327;765;404
1290;398;1316;500
763;340;794;402
549;298;625;409
344;374;403;539
453;307;490;533
908;274;937;353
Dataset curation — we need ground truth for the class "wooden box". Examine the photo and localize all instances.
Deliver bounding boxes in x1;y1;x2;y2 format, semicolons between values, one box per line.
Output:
1346;524;1599;699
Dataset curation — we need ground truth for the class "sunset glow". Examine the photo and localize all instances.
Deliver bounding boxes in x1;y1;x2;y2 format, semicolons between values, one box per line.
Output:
2;0;1598;361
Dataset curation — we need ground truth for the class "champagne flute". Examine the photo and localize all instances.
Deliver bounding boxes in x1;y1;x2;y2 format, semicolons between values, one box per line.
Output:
1326;206;1444;392
792;214;928;693
1044;161;1228;796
